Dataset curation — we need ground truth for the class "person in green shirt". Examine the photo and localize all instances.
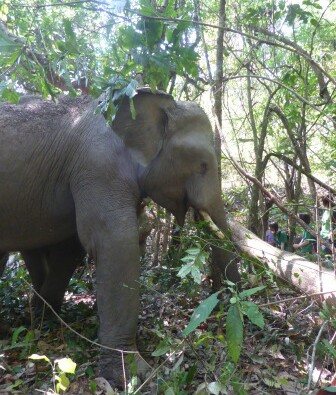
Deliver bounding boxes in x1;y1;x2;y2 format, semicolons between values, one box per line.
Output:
320;196;336;254
269;221;288;251
293;213;315;254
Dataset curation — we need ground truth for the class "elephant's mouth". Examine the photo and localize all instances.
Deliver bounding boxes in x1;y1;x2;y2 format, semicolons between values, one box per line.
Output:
173;194;190;227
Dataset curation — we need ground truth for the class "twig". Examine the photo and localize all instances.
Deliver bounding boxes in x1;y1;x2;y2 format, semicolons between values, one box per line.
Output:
134;350;179;394
21;278;138;354
259;289;336;308
307;320;330;390
122;351;127;393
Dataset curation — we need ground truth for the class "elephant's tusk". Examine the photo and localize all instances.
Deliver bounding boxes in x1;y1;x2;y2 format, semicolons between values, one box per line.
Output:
199;210;225;239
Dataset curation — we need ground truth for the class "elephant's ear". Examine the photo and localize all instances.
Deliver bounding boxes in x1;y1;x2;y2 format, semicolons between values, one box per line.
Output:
112;89;176;166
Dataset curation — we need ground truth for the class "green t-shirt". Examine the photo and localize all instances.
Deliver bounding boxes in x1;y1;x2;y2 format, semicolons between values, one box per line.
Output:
301;227;315;253
321;210;333;240
274;230;288;250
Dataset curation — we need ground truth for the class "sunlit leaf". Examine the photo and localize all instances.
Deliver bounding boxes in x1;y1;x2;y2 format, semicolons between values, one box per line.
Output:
29;354;50;363
56;357;77;374
207;381;227;394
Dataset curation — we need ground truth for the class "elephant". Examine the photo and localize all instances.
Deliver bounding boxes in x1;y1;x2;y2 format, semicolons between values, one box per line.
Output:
0;89;240;387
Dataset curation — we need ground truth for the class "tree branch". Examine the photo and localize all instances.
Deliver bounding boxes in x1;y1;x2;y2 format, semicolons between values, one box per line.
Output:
264;153;336;195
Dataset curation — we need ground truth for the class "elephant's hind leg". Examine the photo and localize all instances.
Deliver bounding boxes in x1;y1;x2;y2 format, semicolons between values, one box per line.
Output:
36;237;85;312
22;250;48;295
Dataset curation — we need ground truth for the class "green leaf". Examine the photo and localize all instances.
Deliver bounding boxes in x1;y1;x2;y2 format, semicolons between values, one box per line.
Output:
0;30;21;54
323;387;336;393
56;372;70;392
322;339;336;358
263;377;282;388
182;292;220;337
226;304;243;363
238;286;266;299
62;18;79;55
177;263;192;278
241;302;265;329
56;357;76;374
11;326;26;346
0;88;20;103
310;18;318;26
279;0;286;10
63;18;77;44
185;247;201;255
152;341;171;357
232;375;248;394
190;265;202;284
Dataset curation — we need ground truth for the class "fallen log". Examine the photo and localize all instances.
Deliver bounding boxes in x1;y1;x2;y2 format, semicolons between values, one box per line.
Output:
228;219;336;309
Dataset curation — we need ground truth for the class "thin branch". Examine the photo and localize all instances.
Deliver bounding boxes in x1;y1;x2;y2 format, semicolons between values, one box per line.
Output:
264;153;336;195
126;9;336;88
223;74;335;124
307;320;330;390
22;278;138;354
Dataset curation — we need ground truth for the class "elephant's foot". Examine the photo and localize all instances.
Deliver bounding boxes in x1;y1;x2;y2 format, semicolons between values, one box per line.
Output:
99;349;152;389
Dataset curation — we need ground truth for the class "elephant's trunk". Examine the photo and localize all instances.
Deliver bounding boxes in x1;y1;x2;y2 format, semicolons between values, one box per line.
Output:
199;210;225;239
198;207;241;286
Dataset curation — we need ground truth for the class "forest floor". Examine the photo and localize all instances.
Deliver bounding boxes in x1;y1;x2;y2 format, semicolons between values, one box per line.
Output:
0;247;335;395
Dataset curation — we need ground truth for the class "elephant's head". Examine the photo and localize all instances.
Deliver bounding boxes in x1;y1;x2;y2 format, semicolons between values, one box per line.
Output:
112;89;240;283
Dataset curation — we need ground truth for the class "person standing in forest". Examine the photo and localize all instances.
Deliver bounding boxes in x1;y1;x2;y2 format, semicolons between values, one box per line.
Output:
269;221;288;251
265;225;276;246
320;195;336;255
293;213;315;254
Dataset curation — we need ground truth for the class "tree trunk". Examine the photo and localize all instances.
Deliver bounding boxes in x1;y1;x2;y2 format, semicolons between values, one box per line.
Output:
161;211;172;256
228;219;336;308
213;0;226;185
153;205;162;266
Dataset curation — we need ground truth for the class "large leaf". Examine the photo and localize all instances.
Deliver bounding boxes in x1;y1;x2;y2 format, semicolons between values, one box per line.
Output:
0;31;21;54
241;301;265;329
182;292;220;337
56;357;77;374
226;304;243;363
238;286;266;299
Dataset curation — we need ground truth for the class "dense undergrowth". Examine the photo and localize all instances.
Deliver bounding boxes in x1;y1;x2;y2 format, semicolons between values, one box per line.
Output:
0;229;335;394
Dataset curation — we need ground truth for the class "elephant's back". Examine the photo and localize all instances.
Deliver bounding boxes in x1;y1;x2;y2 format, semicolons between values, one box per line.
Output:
0;95;93;134
0;96;91;250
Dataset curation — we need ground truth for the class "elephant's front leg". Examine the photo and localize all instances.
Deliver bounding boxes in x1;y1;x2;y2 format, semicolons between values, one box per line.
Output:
74;195;148;387
96;233;142;386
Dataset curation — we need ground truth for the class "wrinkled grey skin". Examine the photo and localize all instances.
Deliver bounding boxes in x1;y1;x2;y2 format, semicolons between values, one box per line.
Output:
0;90;240;387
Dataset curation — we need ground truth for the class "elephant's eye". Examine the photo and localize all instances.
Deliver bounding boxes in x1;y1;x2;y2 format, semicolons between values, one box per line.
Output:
200;162;208;175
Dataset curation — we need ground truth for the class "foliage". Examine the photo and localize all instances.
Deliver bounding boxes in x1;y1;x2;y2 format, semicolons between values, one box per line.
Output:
0;243;335;393
177;244;210;285
29;354;76;393
185;283;265;362
0;0;201;98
